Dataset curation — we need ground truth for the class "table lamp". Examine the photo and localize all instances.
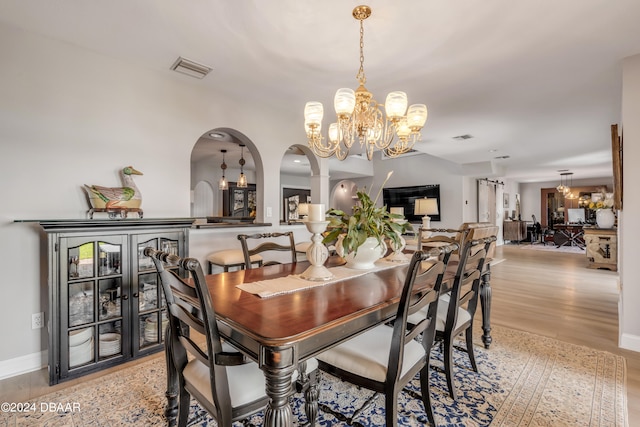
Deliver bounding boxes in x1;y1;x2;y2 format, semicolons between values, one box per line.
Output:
298;203;309;220
414;198;439;230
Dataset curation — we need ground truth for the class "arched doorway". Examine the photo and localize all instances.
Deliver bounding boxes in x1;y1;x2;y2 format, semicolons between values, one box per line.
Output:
190;128;263;221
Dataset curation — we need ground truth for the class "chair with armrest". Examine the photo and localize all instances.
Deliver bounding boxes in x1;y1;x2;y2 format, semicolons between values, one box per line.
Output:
144;247;318;427
237;231;297;269
316;242;458;427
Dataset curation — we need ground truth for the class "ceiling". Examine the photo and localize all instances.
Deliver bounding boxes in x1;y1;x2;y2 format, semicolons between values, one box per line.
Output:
2;0;638;183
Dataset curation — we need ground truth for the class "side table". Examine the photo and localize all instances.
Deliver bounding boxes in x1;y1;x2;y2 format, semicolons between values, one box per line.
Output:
584;227;617;271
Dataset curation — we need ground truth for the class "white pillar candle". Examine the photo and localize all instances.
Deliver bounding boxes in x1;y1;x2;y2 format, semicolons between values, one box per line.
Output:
308;204;325;221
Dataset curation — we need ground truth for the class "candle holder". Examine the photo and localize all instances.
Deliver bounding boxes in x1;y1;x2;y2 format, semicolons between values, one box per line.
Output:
300;220;334;281
385;219;409;263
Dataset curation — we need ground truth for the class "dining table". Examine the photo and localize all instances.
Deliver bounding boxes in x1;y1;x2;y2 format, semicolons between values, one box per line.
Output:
162;251;492;427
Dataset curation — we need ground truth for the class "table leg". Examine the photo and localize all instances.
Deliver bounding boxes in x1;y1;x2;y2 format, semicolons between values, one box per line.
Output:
164;323;179;426
263;366;295;427
480;264;492;349
295;361;319;426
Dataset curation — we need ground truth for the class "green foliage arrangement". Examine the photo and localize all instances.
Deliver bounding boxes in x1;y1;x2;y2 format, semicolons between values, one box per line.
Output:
323;171;413;255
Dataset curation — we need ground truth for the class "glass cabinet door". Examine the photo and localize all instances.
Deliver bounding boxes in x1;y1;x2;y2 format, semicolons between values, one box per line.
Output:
132;233;181;355
61;235;128;374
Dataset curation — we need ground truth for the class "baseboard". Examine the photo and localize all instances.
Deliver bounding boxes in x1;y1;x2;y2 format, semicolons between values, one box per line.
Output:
0;350;47;380
619;333;640;352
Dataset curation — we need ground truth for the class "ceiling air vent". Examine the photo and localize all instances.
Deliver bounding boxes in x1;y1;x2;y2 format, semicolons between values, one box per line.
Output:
381;148;422;160
452;134;473;141
170;57;212;79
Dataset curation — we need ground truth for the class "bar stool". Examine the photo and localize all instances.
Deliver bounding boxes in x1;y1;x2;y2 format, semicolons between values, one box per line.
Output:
206;249;262;274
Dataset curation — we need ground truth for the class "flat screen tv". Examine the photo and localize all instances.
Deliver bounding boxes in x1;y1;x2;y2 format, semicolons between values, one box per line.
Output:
383;185;440;223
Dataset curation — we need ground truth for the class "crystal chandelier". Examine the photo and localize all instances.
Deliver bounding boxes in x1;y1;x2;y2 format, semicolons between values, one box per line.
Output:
218;149;228;190
303;5;428;161
237;144;248;188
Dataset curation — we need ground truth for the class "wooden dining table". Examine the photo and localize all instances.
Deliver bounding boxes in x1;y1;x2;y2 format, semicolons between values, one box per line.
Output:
163;256;435;427
162;246;496;427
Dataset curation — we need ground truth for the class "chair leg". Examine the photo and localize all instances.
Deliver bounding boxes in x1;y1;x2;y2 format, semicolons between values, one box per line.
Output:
176;384;191;427
443;335;457;400
384;391;399;427
465;327;478;372
419;364;436;426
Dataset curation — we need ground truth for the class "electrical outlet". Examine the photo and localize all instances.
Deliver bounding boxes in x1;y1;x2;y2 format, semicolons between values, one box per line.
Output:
32;312;44;329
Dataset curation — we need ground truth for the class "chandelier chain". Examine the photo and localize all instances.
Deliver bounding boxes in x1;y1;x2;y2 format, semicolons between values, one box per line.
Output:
357;18;366;85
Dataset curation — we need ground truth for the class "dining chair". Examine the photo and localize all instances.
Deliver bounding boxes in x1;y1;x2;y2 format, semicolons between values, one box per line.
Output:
432;236;494;400
237;231;297;269
316;243;457;427
144;248;319;427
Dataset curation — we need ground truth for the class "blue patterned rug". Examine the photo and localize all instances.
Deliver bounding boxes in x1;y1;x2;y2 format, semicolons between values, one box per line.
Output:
3;326;627;426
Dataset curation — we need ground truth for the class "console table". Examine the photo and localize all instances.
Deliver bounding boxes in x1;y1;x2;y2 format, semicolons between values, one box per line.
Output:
584;227;617;271
503;220;527;243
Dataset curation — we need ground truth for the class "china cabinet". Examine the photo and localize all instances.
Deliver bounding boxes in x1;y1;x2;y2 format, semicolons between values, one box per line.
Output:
37;219;192;384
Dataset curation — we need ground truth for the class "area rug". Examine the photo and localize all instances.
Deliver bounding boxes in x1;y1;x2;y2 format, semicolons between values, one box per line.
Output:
2;326;626;427
518;244;585;254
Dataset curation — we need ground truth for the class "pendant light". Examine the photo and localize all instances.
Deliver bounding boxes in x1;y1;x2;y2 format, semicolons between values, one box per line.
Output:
237;144;248;188
218;149;228;190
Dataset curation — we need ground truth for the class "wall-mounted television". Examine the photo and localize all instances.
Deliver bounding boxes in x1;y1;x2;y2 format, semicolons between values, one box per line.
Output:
383;185;441;223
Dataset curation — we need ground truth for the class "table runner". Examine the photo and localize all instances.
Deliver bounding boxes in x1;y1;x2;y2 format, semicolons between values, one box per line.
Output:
237;259;409;298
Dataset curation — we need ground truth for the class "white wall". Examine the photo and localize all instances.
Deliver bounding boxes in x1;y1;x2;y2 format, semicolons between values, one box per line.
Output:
0;24;307;371
332;153;466;230
620;54;640;351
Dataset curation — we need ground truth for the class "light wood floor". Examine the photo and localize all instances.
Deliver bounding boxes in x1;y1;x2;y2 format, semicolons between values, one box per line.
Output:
1;244;638;424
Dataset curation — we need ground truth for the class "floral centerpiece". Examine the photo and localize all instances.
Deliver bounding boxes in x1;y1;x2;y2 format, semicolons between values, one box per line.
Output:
586;188;614;211
323;172;413;264
585;188;615;228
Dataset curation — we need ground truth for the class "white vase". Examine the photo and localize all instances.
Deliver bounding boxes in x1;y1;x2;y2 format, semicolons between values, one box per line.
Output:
337;236;385;270
596;209;615;229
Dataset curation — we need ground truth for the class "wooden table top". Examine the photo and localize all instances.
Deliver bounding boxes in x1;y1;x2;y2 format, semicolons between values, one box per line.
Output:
205;257;425;347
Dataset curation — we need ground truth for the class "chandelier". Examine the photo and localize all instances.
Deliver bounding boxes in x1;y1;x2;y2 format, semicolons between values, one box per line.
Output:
237;144;248;188
218;149;228;190
303;5;428;161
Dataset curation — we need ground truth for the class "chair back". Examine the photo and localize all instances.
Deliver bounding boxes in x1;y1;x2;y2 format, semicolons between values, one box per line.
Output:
444;236;495;333
237;231;297;269
144;248;246;423
386;242;457;384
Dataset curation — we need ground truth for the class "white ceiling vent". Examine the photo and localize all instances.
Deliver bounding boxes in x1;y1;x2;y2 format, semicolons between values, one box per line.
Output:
170;57;212;79
381;148;422;160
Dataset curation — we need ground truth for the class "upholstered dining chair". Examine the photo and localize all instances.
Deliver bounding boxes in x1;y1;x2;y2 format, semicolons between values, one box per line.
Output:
144;248;318;427
237;231;297;269
433;236;494;400
316;243;457;427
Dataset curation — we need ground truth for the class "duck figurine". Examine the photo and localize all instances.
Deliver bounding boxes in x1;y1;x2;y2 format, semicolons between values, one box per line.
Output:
84;166;143;212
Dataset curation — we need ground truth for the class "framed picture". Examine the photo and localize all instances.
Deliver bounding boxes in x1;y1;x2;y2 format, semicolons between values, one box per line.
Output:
282;187;311;222
503;193;510;208
222;183;256;218
611;124;622;210
287;195;300;220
